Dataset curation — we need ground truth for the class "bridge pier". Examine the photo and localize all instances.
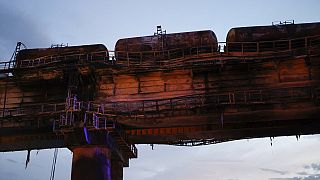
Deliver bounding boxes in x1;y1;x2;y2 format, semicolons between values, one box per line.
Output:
71;146;123;180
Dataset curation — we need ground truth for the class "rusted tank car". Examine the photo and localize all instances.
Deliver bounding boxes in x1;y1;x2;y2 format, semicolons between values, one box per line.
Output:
16;44;109;67
115;30;218;64
226;22;320;52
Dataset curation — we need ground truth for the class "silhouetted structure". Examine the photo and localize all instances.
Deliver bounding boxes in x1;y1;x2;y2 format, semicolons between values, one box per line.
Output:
1;22;320;180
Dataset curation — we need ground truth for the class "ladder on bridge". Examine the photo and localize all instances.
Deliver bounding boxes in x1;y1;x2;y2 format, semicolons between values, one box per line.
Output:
56;98;137;159
59;84;82;127
10;42;27;66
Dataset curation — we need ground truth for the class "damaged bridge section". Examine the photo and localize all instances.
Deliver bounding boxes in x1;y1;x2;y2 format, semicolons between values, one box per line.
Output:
1;22;320;180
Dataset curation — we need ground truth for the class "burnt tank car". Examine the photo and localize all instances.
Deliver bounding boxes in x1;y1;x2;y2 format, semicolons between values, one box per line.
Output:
226;22;320;52
15;44;109;67
115;30;218;64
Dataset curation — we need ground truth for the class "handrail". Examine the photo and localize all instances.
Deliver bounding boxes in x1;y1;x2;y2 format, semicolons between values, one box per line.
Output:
0;61;15;71
16;50;110;68
0;34;319;72
114;34;320;55
2;85;316;118
224;34;320;53
0;86;319;117
111;34;320;67
0;50;110;72
225;34;320;46
88;86;317;114
0;103;65;117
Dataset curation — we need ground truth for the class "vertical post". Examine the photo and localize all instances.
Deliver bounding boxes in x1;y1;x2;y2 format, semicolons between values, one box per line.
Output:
127;52;129;67
170;99;173;116
197;46;199;57
112;52;115;65
111;158;124;180
289;39;292;51
156;101;159;114
182;48;185;58
2;75;9;117
140;52;142;65
104;117;107;129
305;37;308;49
273;41;275;50
241;43;244;55
142;101;144;114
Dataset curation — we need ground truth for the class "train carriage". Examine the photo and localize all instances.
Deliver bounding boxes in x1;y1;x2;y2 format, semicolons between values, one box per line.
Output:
226;22;320;53
115;30;218;65
15;44;109;68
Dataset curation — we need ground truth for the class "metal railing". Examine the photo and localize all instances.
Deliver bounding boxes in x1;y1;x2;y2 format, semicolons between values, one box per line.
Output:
224;35;320;54
0;50;110;73
60;86;316;119
113;45;218;66
0;103;65;117
16;50;110;68
0;61;15;72
1;85;318;119
0;34;319;73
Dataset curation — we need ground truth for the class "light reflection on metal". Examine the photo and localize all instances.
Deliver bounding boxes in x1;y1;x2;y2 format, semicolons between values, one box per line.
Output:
84;127;91;144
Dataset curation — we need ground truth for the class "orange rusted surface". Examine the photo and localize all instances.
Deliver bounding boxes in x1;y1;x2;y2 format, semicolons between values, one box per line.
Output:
115;30;218;61
16;44;108;67
226;22;320;42
1;22;320;180
226;22;320;52
0;21;320;151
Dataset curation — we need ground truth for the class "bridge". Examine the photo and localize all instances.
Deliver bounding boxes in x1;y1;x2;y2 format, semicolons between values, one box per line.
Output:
1;33;320;179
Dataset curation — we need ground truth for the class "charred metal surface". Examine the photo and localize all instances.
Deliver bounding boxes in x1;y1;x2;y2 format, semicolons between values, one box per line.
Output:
115;30;218;63
16;44;108;62
226;22;320;52
227;22;320;42
13;44;109;79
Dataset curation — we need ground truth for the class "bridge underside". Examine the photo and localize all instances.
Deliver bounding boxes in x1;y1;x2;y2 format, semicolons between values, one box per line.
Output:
1;106;320;151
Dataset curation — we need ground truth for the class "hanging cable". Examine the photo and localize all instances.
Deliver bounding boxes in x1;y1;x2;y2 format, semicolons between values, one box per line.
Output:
49;148;58;180
25;149;31;169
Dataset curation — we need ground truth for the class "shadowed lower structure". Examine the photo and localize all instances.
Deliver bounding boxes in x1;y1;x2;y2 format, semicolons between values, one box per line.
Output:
1;22;320;179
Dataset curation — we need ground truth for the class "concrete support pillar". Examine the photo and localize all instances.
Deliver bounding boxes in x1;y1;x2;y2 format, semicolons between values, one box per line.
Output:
111;158;124;180
71;146;112;180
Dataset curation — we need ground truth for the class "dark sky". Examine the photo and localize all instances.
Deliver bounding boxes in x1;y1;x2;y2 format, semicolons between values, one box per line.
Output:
0;2;51;60
1;0;320;60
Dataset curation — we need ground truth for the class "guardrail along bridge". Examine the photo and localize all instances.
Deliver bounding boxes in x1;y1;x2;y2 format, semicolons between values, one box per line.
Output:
1;22;320;180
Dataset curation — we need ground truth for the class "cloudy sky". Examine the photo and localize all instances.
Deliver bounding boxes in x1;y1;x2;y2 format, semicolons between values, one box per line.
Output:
1;135;320;180
0;0;320;180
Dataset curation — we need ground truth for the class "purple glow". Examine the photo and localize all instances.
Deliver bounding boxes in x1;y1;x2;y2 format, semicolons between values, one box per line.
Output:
107;159;111;180
83;127;91;144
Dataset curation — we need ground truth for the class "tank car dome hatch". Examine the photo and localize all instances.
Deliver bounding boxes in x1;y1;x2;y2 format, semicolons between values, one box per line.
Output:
114;30;218;61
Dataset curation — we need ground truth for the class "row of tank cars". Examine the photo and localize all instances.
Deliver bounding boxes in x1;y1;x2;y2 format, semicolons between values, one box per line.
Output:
15;22;320;68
